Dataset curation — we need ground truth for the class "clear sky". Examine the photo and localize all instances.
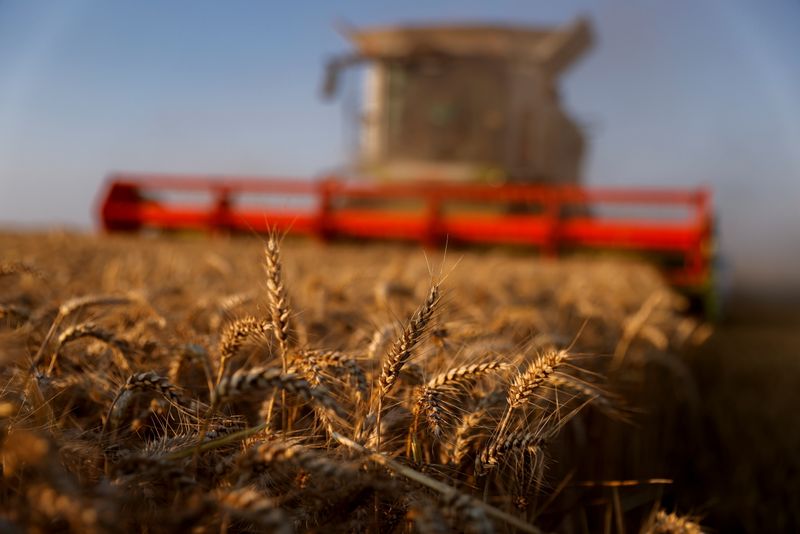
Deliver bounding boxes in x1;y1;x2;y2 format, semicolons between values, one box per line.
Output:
1;0;798;291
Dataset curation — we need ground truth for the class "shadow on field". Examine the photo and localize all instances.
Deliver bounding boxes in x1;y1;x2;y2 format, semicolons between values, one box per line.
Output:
673;293;800;533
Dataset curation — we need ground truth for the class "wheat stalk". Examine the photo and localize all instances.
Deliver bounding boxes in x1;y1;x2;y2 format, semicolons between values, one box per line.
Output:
264;234;294;432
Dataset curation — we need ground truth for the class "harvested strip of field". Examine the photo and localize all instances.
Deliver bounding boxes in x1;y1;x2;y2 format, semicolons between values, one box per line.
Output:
0;231;709;532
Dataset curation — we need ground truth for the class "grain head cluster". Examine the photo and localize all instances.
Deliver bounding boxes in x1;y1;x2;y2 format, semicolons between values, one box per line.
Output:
0;231;709;533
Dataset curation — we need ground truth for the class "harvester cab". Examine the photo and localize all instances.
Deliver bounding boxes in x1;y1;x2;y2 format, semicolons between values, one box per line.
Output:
323;18;592;186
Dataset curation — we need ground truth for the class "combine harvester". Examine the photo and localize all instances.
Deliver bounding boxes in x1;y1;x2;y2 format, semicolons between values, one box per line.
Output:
98;18;716;312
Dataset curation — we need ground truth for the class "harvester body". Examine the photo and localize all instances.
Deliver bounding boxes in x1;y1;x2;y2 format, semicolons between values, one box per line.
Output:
97;18;716;306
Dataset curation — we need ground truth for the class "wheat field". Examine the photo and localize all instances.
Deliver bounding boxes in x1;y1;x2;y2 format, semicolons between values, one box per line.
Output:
0;231;708;533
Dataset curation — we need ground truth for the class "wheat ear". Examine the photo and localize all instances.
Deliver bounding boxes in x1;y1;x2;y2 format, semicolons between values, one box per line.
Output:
237;440;356;480
375;282;439;451
103;371;183;436
218;488;290;534
47;322;132;375
212;366;347;421
264;234;293;431
478;430;544;470
264;235;292;359
217;316;273;384
31;294;138;371
416;361;508;438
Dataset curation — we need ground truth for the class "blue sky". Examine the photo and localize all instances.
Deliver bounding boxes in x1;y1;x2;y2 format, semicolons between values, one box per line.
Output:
1;1;798;290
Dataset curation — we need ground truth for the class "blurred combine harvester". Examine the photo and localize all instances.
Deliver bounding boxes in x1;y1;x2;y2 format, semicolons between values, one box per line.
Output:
98;17;715;310
324;18;591;184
